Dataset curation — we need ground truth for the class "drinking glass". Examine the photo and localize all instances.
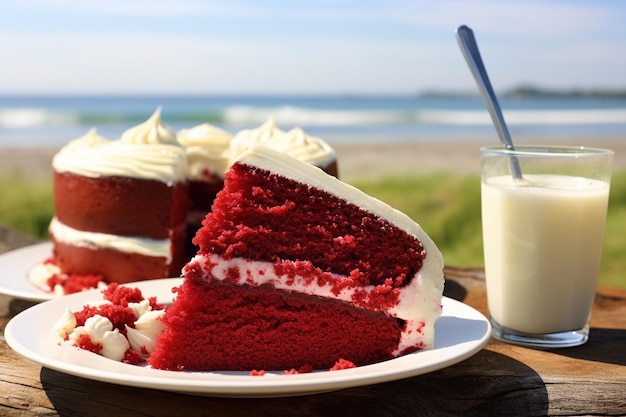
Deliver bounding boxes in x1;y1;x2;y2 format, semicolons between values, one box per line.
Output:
481;145;613;348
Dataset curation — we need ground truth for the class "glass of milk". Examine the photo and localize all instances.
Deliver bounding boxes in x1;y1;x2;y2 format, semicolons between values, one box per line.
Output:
481;145;613;348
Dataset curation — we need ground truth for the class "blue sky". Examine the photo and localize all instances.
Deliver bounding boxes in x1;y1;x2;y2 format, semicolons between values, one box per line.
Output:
0;0;624;95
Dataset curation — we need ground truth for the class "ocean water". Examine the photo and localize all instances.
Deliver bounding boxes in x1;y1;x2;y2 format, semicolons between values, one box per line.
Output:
0;95;624;147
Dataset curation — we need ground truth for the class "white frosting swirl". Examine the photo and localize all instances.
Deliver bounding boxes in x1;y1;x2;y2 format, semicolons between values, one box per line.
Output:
126;310;165;357
120;107;178;145
53;110;187;184
52;308;77;338
134;309;166;338
177;123;233;180
230;118;335;168
128;299;153;319
69;315;130;361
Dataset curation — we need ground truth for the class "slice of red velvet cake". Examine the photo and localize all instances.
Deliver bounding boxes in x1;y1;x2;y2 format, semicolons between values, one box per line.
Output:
149;145;444;372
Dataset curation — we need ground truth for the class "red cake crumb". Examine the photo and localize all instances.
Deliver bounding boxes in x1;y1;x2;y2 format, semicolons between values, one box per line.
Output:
40;257;105;295
282;364;313;375
250;370;266;376
330;358;356;371
102;282;160;309
47;272;104;295
75;333;102;354
123;349;143;365
74;303;138;334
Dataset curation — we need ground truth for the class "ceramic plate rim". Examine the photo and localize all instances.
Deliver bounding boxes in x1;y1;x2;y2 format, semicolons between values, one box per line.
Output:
0;242;55;301
5;278;491;397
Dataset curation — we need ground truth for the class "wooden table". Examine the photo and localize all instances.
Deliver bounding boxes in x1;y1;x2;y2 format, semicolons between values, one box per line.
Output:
1;227;625;416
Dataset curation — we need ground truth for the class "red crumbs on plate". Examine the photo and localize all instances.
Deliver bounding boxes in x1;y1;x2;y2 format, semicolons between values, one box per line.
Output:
330;358;356;371
65;283;167;365
103;282;162;310
123;349;143;365
42;256;104;295
47;273;104;295
74;304;137;334
75;333;102;354
103;283;145;305
282;364;313;375
73;283;161;334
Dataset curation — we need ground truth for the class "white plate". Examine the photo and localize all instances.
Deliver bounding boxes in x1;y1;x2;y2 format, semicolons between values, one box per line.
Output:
5;278;491;397
0;242;54;302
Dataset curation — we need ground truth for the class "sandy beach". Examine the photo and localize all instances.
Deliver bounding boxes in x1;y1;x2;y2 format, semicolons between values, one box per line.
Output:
1;137;625;182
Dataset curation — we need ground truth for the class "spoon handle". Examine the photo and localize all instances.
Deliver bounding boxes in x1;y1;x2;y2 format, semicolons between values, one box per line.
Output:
456;25;523;179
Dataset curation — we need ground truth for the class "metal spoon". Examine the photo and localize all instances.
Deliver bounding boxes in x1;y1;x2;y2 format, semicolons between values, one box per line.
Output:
455;25;523;179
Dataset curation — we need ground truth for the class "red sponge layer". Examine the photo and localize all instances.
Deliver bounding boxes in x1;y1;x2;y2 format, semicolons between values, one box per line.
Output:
149;277;403;371
50;236;186;284
54;172;189;239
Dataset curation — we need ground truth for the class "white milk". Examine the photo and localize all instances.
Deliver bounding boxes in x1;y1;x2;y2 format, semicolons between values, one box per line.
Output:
482;174;609;334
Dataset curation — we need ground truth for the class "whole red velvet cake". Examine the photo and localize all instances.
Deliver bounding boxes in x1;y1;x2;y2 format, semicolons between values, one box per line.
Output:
39;110;189;290
149;145;444;372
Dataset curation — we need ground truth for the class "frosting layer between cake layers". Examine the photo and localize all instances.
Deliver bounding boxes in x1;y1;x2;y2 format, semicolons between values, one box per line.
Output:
49;218;172;261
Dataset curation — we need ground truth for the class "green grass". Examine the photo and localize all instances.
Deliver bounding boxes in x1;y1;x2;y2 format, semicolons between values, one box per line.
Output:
2;171;625;289
0;174;54;239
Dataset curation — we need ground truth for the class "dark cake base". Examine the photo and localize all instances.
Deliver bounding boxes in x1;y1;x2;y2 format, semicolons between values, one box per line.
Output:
51;238;184;284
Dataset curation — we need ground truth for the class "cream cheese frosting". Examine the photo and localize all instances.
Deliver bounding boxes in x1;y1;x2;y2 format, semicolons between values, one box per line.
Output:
229;118;335;169
120;107;178;146
52;109;187;184
126;309;166;357
177;123;233;181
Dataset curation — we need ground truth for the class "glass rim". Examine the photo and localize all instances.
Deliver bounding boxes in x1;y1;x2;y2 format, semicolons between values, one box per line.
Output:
480;144;614;158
